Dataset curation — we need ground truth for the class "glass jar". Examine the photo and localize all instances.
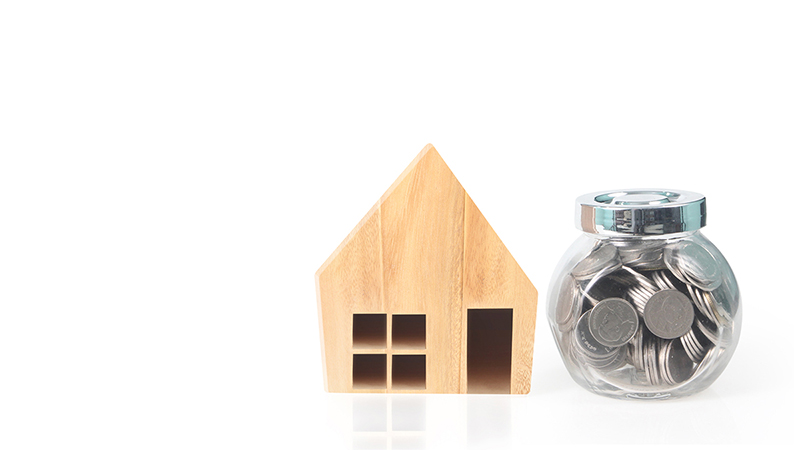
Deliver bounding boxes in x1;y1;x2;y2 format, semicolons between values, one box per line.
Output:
547;189;741;400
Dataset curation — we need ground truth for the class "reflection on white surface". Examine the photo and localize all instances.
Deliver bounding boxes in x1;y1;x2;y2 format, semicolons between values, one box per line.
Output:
352;434;387;450
324;370;776;450
353;396;388;432
390;435;426;450
467;396;511;450
392;397;426;432
567;388;741;445
325;385;743;449
343;394;513;450
351;395;426;450
521;386;742;446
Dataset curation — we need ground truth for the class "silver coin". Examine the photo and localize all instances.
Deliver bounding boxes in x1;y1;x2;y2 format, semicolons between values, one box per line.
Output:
579;284;602;308
626;340;635;369
572;245;621;281
610;237;663;252
644;339;660;385
714;272;740;325
680;327;708;363
680;332;699;363
613;238;666;269
569;340;624;369
573;310;617;358
611;266;658;313
687;284;721;327
589;298;639;347
695;317;720;347
664;241;722;291
579;275;627;308
690;348;715;382
711;285;736;327
686;284;711;319
650;342;661;385
662;340;694;385
627;283;656;316
556;274;580;326
620;248;664;270
658;339;671;384
628;327;646;370
612;266;659;291
651;269;679;291
592;347;627;370
643;289;695;339
689;321;713;348
699;288;730;327
641;337;652;383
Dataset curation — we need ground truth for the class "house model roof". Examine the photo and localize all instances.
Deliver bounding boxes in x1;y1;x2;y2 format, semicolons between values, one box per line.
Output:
316;144;537;394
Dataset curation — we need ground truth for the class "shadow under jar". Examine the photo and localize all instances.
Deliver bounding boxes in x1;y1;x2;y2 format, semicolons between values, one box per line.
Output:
548;189;741;400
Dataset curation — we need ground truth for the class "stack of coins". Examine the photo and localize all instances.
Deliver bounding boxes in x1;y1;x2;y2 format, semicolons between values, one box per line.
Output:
557;240;727;387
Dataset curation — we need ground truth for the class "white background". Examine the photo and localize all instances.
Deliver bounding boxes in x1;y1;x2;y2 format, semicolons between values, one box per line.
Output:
1;1;798;449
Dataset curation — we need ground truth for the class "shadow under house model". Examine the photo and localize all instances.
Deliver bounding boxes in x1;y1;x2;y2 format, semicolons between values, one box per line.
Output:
316;144;538;394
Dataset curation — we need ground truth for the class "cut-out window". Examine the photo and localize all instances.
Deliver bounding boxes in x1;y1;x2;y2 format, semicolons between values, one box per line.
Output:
353;313;387;349
392;355;426;390
392;315;426;350
353;354;387;389
351;312;428;391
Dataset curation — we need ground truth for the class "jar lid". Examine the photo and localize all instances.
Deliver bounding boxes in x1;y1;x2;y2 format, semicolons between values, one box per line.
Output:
576;189;706;236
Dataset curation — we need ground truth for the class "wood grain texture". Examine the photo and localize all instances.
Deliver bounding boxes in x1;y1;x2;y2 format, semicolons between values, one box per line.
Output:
316;203;385;392
462;194;538;394
380;147;464;393
316;144;537;394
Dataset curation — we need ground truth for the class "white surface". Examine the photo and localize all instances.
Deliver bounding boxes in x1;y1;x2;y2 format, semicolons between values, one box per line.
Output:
1;1;798;448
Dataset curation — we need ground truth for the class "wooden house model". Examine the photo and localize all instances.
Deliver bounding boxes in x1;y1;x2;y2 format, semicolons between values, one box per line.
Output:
315;145;537;394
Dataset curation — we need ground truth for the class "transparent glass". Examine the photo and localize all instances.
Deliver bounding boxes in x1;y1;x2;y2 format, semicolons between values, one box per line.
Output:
547;231;741;400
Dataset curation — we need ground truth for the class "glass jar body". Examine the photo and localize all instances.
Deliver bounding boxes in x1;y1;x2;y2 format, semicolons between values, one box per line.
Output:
547;231;741;400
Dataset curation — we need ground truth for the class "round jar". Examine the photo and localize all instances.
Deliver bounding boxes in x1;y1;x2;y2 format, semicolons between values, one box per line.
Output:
547;189;741;400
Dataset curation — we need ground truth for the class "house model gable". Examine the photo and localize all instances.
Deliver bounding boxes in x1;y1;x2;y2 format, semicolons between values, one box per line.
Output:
316;144;537;394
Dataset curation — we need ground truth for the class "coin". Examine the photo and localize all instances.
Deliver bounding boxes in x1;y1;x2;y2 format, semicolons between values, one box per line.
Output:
695;317;720;346
628;327;645;370
627;283;656;316
687;284;721;327
620;247;664;270
572;244;621;281
589;298;639;347
556;274;580;326
712;284;736;327
613;266;659;291
569;340;624;369
680;327;708;363
579;275;626;309
714;273;740;325
579;284;602;308
658;340;671;384
662;340;693;385
664;241;722;291
643;289;695;339
593;348;627;370
573;311;617;358
651;269;679;291
644;339;661;385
